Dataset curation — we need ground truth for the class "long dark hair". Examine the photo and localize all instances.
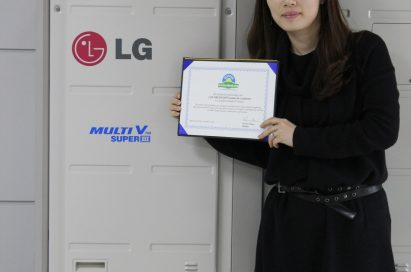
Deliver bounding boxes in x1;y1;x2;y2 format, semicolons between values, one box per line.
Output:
247;0;352;100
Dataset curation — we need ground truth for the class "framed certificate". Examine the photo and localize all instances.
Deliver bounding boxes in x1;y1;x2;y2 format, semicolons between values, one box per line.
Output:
178;58;279;140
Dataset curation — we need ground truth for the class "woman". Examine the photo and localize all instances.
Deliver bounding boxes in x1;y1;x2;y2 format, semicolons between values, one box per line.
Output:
171;0;400;271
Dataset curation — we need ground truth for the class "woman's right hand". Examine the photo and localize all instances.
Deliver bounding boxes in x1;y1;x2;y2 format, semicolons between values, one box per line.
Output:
170;92;181;118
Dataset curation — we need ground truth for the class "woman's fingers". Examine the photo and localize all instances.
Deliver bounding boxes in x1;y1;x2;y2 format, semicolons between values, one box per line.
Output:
170;104;181;111
258;129;270;140
258;117;296;148
268;132;280;149
260;117;282;128
258;126;277;140
170;93;182;118
259;128;279;149
271;133;280;148
171;110;180;117
171;98;181;106
170;103;181;117
170;108;180;117
268;132;274;148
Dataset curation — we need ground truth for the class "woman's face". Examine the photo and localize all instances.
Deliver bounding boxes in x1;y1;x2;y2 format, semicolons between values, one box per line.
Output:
267;0;321;34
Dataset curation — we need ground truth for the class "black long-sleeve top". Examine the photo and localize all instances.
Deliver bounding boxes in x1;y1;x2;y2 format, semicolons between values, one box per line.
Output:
205;31;400;190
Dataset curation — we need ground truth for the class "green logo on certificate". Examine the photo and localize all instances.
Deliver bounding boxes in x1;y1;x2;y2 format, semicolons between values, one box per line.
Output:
218;74;239;89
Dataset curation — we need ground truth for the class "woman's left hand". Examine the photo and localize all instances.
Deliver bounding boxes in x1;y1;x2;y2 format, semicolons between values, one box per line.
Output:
258;117;297;148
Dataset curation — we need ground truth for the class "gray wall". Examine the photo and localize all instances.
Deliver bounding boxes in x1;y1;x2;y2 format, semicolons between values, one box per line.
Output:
0;0;48;272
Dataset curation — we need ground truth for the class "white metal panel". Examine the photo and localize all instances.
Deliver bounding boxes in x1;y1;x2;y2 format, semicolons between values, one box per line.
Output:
0;0;48;272
0;0;36;49
385;176;411;272
371;19;411;272
235;0;254;58
393;253;411;272
386;92;411;172
216;154;234;272
0;1;48;271
340;0;411;269
50;1;224;272
372;24;411;86
386;176;411;248
0;51;36;201
340;0;411;30
0;203;35;272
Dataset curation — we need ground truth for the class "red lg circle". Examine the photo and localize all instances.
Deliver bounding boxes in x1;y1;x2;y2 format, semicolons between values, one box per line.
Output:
72;31;107;66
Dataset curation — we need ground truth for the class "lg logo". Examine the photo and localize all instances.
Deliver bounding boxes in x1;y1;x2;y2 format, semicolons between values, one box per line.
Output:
72;31;153;66
116;39;152;60
72;31;107;66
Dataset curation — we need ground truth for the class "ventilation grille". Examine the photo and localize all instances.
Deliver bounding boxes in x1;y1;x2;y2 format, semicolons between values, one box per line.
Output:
396;263;409;272
184;262;198;272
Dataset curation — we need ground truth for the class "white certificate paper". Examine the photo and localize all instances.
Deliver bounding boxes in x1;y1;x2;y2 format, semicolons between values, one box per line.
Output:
178;58;279;140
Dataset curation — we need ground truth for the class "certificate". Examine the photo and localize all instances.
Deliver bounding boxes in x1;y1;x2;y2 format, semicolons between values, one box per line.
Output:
178;58;279;140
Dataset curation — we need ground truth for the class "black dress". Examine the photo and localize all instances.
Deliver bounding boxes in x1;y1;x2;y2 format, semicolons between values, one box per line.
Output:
205;31;400;272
